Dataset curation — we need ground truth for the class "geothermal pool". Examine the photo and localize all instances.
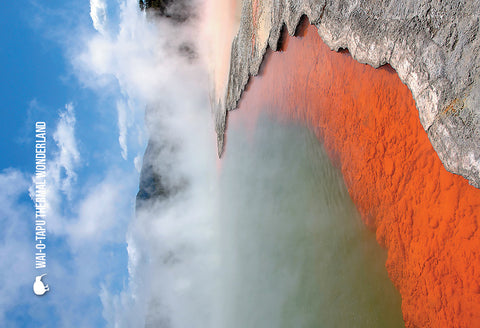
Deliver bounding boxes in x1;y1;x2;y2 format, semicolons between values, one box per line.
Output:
138;14;479;328
218;114;404;327
221;19;480;327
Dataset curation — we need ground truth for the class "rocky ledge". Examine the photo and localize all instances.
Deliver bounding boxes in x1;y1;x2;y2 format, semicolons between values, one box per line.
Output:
216;0;480;188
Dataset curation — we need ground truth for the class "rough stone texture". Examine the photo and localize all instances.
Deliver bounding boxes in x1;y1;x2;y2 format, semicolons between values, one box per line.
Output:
217;0;480;188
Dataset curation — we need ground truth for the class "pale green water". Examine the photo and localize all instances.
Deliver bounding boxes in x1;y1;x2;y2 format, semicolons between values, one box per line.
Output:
218;113;405;327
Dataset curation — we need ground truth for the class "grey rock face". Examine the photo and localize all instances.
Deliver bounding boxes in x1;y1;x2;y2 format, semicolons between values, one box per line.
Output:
141;0;194;22
136;140;185;209
136;104;189;211
217;0;480;188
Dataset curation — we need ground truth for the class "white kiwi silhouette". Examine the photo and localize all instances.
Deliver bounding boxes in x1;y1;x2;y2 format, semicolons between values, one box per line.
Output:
33;274;49;296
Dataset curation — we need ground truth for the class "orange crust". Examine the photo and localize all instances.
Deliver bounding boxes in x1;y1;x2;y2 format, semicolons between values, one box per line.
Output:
227;23;480;328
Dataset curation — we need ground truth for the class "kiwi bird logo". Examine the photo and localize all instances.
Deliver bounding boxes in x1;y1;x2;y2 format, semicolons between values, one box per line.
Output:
33;274;49;296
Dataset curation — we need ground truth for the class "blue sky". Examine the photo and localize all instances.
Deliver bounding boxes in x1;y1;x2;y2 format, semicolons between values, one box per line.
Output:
0;0;149;326
0;0;227;325
0;0;128;174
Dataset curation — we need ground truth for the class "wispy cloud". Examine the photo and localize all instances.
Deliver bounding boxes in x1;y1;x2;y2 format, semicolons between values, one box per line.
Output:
66;174;133;247
0;170;33;324
44;103;136;249
116;100;129;159
90;0;108;34
51;103;80;198
0;162;134;328
28;104;136;327
0;1;148;326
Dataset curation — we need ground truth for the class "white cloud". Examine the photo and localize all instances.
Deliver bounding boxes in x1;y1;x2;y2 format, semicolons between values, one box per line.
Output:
0;2;152;326
0;170;33;325
51;103;80;198
57;0;225;326
117;100;128;159
22;101;136;321
90;0;108;34
75;5;155;159
133;154;143;173
77;1;224;326
66;174;134;247
0;167;130;327
42;103;138;246
27;103;80;236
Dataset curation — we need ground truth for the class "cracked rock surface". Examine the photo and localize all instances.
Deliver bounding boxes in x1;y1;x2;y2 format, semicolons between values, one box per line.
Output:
217;0;480;188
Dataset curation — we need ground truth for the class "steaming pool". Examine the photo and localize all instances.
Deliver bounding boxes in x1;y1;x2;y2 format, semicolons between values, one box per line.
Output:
217;112;404;327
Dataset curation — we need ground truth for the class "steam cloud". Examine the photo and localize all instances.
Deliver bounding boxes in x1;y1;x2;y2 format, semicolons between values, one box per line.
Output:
79;0;222;326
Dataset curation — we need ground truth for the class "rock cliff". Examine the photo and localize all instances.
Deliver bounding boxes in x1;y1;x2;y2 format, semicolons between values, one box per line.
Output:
217;0;480;188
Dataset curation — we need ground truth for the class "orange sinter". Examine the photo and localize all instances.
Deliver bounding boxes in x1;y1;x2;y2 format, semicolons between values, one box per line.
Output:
227;20;480;328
